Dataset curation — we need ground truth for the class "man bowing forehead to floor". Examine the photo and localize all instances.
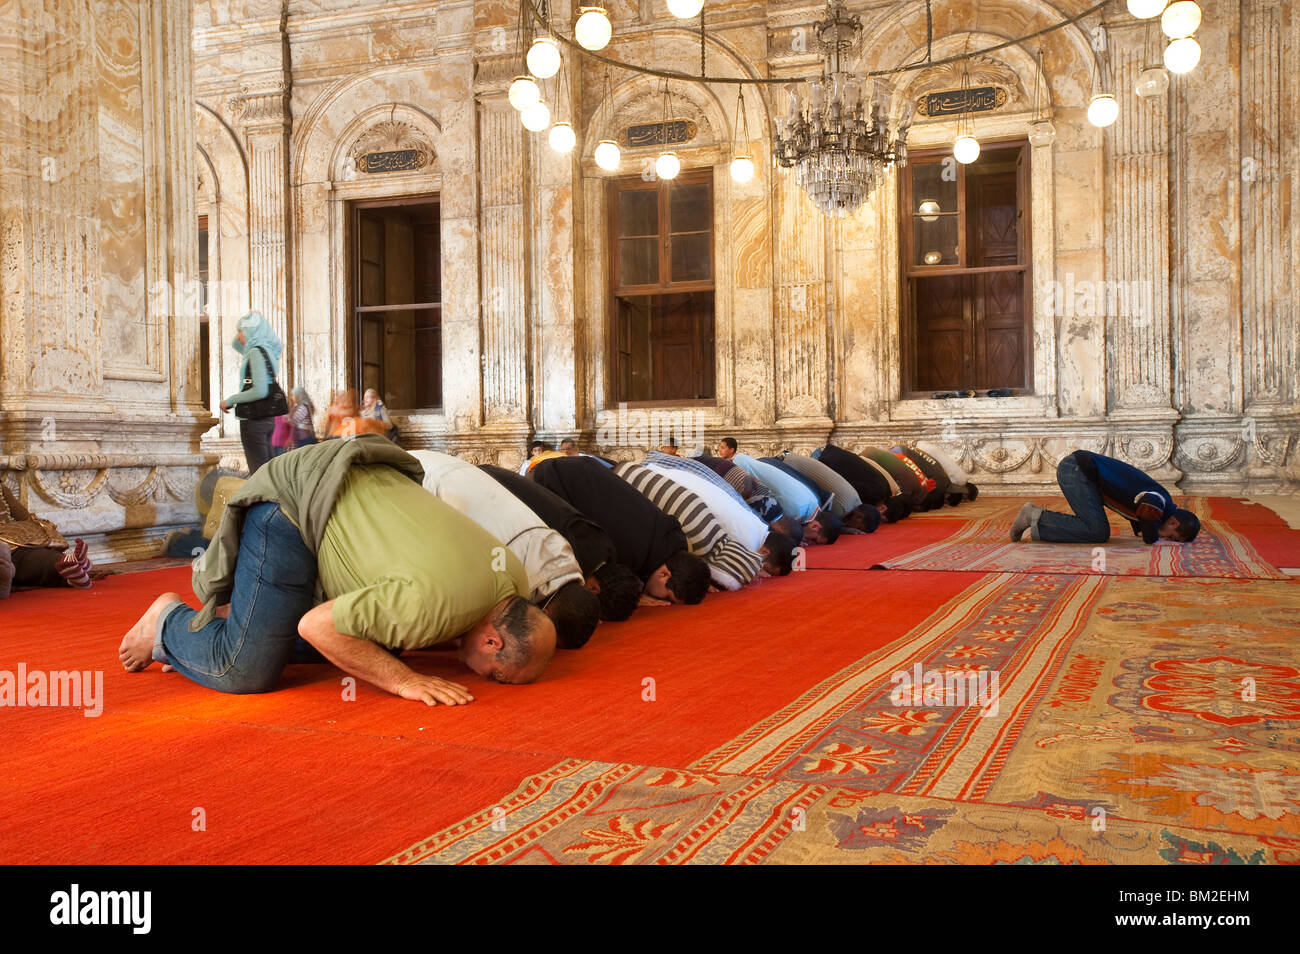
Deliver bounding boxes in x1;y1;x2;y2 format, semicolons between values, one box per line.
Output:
118;436;555;705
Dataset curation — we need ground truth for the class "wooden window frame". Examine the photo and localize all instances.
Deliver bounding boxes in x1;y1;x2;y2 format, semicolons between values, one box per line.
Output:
607;169;717;406
899;140;1033;398
347;194;443;412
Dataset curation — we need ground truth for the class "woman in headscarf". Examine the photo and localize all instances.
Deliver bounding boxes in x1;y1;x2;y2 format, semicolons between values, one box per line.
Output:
220;311;284;474
289;387;317;447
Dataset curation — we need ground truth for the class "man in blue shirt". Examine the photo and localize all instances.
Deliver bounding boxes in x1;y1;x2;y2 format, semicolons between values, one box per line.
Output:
1011;450;1201;545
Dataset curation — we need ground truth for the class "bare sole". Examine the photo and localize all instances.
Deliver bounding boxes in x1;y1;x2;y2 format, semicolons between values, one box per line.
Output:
118;592;184;672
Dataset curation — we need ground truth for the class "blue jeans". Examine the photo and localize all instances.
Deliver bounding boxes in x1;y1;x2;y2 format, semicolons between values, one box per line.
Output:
156;502;318;693
1036;457;1111;543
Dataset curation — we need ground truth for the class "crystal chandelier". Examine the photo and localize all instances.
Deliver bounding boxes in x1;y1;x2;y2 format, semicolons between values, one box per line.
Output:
773;1;912;218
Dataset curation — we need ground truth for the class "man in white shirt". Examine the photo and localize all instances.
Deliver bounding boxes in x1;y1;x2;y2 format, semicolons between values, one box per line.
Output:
412;450;600;649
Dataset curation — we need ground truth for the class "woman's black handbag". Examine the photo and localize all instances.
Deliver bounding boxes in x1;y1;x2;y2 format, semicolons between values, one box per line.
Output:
234;346;290;420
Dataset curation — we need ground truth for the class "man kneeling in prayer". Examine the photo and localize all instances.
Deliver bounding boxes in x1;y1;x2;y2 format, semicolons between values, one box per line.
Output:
1010;449;1200;545
118;436;556;705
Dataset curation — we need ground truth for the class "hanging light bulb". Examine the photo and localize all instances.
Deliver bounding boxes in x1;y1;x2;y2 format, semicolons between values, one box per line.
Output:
1026;49;1056;149
521;100;551;132
1027;121;1057;147
1135;67;1170;98
508;75;541;111
1164;36;1201;73
594;139;621;171
575;6;612;51
1126;0;1168;18
1087;93;1119;127
729;85;754;184
526;37;562;79
655;152;681;179
923;251;942;265
666;0;704;18
953;135;980;164
549;121;576;154
917;200;941;221
1160;1;1202;39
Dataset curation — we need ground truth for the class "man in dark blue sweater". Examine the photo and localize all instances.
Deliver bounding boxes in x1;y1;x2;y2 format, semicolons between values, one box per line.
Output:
1010;450;1201;545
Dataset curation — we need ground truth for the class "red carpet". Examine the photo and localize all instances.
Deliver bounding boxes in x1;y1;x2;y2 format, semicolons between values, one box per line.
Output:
0;563;971;863
1209;498;1300;569
4;494;1296;864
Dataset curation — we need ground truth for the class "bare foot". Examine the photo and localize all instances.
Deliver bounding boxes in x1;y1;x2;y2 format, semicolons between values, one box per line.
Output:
118;592;183;672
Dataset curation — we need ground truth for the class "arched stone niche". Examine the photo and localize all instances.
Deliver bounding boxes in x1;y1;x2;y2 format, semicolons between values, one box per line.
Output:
828;2;1104;430
292;83;444;423
195;102;251;451
577;32;772;434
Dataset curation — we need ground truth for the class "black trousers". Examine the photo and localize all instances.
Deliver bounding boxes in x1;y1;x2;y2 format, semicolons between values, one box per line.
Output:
239;417;276;475
8;545;67;588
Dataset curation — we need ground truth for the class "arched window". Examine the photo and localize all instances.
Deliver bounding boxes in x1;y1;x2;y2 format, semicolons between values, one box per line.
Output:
900;140;1031;396
609;169;715;403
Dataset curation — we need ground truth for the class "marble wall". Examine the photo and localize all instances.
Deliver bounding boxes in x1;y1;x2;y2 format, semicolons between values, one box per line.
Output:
187;0;1295;495
2;0;1294;557
0;0;209;560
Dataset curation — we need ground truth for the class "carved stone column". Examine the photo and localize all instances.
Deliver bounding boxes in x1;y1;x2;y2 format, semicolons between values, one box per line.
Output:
477;98;531;426
530;16;580;442
1238;0;1298;483
1103;22;1179;480
1105;24;1174;415
236;69;292;367
775;174;830;424
469;51;531;459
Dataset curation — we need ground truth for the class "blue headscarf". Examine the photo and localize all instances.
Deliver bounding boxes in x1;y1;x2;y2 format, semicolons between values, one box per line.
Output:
234;311;282;379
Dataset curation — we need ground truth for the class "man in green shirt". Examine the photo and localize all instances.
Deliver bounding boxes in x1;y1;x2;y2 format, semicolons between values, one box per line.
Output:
118;437;555;705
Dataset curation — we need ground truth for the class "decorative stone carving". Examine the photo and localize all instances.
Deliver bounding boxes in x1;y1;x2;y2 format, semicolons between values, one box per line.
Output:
236;82;291;130
473;54;519;95
1116;435;1174;471
347;120;435;172
910;54;1026;116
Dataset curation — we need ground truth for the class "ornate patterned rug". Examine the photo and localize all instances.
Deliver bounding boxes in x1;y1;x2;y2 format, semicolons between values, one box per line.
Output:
868;498;1288;580
387;570;1300;864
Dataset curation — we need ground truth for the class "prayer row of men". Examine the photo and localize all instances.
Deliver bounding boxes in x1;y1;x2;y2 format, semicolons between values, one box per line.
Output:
113;437;983;705
108;439;1198;705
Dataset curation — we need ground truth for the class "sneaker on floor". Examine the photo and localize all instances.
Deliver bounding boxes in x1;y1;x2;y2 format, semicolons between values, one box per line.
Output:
1010;503;1040;542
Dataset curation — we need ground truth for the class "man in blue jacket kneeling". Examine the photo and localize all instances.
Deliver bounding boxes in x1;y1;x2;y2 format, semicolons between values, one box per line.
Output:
1010;450;1201;545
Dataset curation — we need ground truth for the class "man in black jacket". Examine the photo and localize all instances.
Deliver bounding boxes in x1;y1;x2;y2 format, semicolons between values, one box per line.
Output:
529;456;710;607
480;464;643;621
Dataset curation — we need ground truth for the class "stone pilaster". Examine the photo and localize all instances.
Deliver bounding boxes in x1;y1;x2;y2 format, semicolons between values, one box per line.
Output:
0;0;212;560
775;174;830;423
531;12;581;439
1237;0;1298;482
0;0;103;409
1105;23;1174;415
477;97;531;428
235;17;292;369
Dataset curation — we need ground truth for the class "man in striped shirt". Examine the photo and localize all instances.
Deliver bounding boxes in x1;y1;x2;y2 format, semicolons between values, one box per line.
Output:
613;461;765;588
